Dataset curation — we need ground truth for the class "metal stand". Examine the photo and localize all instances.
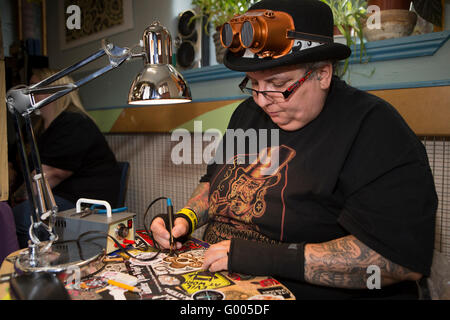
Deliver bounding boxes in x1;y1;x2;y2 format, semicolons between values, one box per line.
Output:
14;240;105;285
6;41;132;281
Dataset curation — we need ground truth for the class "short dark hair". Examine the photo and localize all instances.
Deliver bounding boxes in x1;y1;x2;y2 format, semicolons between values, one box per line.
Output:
295;60;337;78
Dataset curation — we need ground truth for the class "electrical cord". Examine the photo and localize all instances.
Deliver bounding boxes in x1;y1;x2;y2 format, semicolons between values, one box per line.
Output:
81;230;161;262
89;204;128;214
55;196;171;262
143;196;168;252
55;230;161;262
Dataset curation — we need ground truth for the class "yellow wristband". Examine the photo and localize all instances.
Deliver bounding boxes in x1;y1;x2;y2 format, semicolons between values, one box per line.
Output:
177;208;198;233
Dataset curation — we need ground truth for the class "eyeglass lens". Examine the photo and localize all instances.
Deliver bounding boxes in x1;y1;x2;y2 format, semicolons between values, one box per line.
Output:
239;70;313;100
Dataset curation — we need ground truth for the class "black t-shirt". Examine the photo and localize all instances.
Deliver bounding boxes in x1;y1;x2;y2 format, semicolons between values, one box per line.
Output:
36;109;121;207
201;76;437;299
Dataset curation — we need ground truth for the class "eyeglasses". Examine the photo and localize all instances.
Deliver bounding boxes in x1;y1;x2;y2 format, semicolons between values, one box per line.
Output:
239;70;313;101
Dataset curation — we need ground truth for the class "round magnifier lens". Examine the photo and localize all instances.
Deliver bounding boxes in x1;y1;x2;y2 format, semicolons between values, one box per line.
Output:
241;21;254;48
221;23;234;47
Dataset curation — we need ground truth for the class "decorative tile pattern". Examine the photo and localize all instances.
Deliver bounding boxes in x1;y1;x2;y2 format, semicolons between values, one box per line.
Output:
106;133;208;239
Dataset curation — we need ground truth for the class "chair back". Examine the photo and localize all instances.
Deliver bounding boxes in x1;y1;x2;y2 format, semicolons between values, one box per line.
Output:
117;161;130;207
0;202;19;265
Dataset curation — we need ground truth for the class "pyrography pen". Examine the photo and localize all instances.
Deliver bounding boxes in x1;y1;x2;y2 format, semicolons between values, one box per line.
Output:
167;198;175;255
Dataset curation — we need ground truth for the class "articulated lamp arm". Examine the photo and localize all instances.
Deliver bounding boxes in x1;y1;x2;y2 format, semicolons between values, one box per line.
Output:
6;40;138;116
5;20;191;251
5;40;141;248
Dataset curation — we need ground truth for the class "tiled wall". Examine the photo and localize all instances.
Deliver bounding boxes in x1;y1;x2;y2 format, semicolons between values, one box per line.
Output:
106;134;450;256
422;137;450;257
106;133;208;239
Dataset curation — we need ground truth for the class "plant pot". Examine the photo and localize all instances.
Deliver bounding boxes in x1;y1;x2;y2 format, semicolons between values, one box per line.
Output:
368;0;411;10
363;9;417;41
333;25;342;35
333;25;353;45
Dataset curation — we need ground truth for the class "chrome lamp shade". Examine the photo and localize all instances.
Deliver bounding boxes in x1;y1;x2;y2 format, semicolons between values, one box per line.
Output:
128;64;191;105
128;21;191;105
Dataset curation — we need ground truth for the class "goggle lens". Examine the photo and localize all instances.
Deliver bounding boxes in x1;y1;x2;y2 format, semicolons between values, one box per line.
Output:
240;21;254;48
219;10;299;58
221;23;234;47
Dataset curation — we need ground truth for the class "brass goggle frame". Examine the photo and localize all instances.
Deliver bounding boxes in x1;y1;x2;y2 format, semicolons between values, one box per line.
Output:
220;9;295;59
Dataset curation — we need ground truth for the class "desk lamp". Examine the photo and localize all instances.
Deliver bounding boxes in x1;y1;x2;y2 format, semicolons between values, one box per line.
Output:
5;21;191;279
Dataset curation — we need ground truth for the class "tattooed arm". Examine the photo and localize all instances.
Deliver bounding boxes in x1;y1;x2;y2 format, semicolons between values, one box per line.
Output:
184;182;210;227
304;235;422;289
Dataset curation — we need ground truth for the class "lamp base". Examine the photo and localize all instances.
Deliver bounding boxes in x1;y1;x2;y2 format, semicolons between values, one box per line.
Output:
14;240;105;285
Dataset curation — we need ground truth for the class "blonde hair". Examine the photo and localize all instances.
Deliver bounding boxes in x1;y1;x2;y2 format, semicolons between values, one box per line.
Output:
31;68;87;116
31;68;93;134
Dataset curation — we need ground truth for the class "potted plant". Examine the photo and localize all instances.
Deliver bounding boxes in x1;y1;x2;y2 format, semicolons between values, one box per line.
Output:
367;0;411;10
364;0;417;41
190;0;257;63
320;0;368;77
363;0;442;41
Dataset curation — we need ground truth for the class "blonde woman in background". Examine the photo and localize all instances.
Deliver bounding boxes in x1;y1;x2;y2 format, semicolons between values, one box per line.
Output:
12;68;122;248
30;68;89;135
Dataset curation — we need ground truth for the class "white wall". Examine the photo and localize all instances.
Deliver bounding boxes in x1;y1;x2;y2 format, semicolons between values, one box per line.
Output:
446;0;450;30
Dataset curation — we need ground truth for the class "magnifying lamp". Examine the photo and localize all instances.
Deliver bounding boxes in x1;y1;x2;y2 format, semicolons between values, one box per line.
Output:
5;21;191;278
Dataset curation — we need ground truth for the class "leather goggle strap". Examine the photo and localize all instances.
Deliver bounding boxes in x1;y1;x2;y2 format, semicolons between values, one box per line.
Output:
241;38;326;59
286;30;333;44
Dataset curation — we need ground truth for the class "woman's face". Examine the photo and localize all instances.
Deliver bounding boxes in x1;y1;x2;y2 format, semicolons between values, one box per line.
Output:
245;64;330;131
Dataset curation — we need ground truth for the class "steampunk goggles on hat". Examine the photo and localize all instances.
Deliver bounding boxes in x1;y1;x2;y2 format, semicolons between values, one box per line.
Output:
220;9;333;59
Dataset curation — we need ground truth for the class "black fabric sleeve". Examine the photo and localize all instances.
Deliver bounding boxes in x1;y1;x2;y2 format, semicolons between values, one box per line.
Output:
337;104;437;276
338;160;437;276
199;162;216;183
38;113;94;172
228;238;305;281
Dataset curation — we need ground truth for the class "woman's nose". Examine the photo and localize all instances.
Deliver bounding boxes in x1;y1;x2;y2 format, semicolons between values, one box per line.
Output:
253;91;274;108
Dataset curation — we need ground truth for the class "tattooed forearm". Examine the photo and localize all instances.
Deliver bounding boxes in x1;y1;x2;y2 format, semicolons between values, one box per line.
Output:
185;182;210;227
304;235;422;289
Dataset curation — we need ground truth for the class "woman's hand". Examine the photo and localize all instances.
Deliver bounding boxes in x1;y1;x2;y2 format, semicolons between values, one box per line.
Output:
150;216;189;250
202;240;231;272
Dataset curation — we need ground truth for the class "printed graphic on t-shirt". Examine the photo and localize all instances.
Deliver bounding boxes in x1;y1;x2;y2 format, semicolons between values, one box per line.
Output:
208;145;295;239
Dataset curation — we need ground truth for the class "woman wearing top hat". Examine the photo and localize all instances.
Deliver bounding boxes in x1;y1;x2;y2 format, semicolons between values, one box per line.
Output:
151;0;437;299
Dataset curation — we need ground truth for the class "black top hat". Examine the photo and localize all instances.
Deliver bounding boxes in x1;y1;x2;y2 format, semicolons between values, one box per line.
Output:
223;0;352;72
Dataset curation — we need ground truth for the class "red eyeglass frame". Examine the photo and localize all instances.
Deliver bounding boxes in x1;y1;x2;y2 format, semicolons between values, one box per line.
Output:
239;70;313;100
